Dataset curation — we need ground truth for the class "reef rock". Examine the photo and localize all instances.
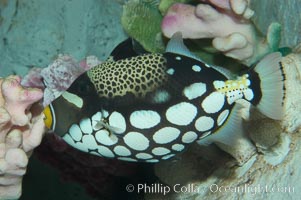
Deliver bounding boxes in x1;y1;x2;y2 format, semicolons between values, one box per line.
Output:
251;0;301;48
0;0;126;77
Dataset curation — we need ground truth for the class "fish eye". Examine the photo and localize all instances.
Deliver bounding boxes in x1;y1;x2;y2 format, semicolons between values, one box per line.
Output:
68;78;93;96
77;83;92;95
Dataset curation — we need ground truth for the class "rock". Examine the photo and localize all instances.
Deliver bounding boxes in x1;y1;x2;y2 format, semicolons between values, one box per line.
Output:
281;47;301;133
251;0;301;47
0;0;126;76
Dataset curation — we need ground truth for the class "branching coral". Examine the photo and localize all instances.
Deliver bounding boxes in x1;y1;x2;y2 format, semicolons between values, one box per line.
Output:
0;75;45;199
161;0;281;65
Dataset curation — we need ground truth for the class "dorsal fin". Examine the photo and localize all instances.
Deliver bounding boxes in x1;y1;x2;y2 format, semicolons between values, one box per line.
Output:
210;65;235;79
109;38;148;61
165;32;203;62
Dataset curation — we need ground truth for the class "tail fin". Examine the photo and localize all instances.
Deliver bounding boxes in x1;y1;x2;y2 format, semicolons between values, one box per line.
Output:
248;52;285;120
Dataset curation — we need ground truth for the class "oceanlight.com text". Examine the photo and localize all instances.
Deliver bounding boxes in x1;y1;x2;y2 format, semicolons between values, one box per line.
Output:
125;183;295;196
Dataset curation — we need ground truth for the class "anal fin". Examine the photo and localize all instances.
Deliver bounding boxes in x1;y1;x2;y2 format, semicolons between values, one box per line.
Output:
197;104;256;165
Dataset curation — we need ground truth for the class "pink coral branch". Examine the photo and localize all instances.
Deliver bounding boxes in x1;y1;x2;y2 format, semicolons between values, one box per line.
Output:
200;0;254;18
0;75;45;199
2;76;43;126
161;0;259;63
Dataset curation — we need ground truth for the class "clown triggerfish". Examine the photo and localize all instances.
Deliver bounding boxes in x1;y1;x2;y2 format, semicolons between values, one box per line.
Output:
43;33;285;163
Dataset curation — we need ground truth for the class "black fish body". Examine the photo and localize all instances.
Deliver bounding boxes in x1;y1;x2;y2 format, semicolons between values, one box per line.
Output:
44;33;285;163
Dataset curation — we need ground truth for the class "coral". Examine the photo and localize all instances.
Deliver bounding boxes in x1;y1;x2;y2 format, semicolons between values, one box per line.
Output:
121;0;165;53
158;0;189;15
0;75;45;199
161;0;281;65
21;68;44;90
22;54;101;107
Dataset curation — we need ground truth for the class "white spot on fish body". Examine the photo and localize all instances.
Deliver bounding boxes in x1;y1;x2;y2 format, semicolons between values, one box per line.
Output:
217;109;229;126
92;112;102;131
226;90;243;104
162;154;176;160
113;145;131;156
109;111;126;134
175;56;182;60
166;102;198;125
213;80;226;89
192;65;201;72
152;147;171;156
95;129;118;146
130;110;161;129
118;157;137;162
79;118;93;134
102;109;109;118
153;127;181;144
195;116;214;132
63;134;74;145
69;124;83;142
146;159;159;163
246;79;251;86
82;135;98;149
152;90;170;104
136;153;153;159
172;144;185;151
202;92;225;113
205;63;211;68
183;82;206;100
98;145;115;158
198;131;211;140
243;88;254;101
182;131;198;143
166;68;175;75
124;132;150;151
63;135;94;153
62;91;83;108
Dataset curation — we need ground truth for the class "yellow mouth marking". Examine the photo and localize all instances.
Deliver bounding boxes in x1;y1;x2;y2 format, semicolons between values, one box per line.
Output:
43;105;53;130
